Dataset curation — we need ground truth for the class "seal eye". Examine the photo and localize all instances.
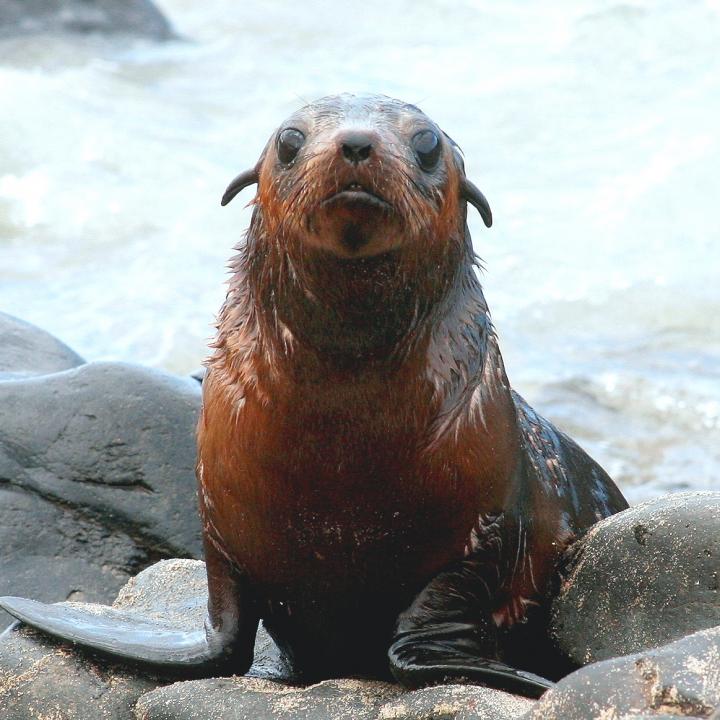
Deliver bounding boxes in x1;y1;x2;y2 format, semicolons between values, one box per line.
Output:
412;130;441;171
277;128;305;165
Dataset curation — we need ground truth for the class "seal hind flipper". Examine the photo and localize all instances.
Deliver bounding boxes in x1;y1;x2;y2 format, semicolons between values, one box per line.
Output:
388;621;553;698
388;564;554;699
0;596;221;671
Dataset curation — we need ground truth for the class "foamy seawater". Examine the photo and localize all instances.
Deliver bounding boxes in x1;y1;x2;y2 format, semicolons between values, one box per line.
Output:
1;1;718;503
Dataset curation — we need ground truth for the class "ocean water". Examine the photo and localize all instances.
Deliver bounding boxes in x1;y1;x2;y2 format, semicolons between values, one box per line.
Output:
0;1;718;503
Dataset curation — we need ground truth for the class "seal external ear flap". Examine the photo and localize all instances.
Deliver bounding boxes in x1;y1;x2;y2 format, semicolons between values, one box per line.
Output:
221;167;259;207
461;178;493;228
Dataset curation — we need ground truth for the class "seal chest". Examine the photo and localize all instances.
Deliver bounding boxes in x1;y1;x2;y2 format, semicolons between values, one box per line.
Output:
200;347;486;611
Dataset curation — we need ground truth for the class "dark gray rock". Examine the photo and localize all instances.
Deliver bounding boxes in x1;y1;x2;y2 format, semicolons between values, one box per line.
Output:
526;625;720;719
0;361;203;630
551;491;720;665
0;0;173;39
135;677;403;720
377;684;533;720
0;311;84;379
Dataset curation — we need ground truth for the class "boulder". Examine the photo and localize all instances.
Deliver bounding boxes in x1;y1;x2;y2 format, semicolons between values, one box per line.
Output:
551;491;720;665
0;311;84;379
526;625;720;719
135;678;403;720
377;684;533;720
0;360;203;630
0;0;173;39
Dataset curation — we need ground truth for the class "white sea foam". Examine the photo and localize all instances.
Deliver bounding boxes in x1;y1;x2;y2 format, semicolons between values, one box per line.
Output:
0;0;718;500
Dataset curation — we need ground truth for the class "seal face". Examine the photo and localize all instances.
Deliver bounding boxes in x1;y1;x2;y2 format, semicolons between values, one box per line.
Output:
0;94;627;698
258;96;453;258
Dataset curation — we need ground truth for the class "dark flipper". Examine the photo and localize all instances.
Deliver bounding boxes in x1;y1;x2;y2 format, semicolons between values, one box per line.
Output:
0;538;259;676
388;564;554;699
389;621;553;698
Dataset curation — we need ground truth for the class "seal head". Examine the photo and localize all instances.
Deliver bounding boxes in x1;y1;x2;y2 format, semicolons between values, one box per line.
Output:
222;94;491;261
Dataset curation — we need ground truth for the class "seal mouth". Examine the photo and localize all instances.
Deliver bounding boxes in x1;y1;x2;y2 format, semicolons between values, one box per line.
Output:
322;183;392;212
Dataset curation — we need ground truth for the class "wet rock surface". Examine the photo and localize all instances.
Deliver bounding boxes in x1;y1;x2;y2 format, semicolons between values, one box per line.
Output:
527;625;720;719
0;0;173;39
1;317;718;718
3;546;720;719
0;320;203;630
551;491;720;666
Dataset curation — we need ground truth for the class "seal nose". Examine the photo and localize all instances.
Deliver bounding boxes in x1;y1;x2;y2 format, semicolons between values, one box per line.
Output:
339;131;374;165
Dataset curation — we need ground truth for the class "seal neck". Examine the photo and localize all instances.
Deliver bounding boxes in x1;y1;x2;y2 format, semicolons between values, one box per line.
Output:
243;221;477;368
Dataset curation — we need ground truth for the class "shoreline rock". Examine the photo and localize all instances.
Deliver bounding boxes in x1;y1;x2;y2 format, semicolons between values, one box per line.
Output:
527;625;720;719
0;0;174;40
1;560;536;720
551;491;720;666
1;314;719;719
0;312;84;379
0;315;203;631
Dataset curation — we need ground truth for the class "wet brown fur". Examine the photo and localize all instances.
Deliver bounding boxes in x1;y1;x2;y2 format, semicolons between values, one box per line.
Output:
198;94;627;677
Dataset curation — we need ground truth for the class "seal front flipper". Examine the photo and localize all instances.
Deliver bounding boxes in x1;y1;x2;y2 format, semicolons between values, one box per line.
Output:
0;596;223;671
0;541;259;676
388;566;554;699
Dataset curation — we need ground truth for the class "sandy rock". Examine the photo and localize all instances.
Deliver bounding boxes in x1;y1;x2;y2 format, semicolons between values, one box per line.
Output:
0;629;159;720
135;677;402;720
551;491;720;665
0;0;173;39
378;684;533;719
0;560;204;720
0;361;203;630
526;625;720;719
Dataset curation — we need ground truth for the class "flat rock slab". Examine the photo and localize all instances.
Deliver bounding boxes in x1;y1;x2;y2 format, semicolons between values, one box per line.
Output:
0;0;173;39
378;684;533;720
135;678;403;720
0;360;203;630
551;491;720;665
0;312;84;379
527;625;720;719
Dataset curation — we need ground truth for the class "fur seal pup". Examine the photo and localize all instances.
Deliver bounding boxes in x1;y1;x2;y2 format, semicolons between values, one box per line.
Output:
0;94;628;698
